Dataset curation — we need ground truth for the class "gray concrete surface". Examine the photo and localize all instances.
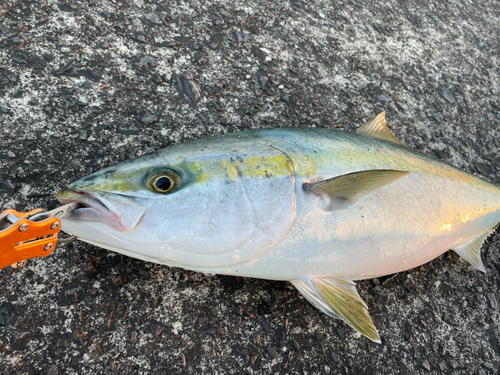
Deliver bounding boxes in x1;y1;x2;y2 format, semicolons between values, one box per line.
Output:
1;0;500;373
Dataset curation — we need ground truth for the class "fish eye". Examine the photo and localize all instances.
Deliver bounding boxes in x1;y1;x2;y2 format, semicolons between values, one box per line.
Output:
152;176;173;193
148;168;180;194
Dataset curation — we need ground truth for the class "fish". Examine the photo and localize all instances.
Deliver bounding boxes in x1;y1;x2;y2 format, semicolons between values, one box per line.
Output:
56;112;500;342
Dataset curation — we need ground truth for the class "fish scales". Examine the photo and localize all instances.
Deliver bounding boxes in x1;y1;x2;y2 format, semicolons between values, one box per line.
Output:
56;113;500;342
241;129;500;278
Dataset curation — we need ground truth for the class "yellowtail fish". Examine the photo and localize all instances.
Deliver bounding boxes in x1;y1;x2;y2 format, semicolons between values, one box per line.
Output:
56;113;500;342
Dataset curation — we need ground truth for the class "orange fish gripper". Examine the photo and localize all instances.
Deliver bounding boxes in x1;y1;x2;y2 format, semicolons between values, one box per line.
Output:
0;203;78;270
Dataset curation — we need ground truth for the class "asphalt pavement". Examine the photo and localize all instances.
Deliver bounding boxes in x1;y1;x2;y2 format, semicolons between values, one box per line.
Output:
1;0;500;373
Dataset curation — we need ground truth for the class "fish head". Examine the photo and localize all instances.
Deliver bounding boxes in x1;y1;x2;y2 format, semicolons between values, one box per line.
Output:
56;134;297;269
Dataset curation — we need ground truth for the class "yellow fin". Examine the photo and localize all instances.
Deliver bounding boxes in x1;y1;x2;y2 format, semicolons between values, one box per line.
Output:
303;169;410;210
358;112;403;145
293;277;380;343
291;280;341;319
451;224;498;272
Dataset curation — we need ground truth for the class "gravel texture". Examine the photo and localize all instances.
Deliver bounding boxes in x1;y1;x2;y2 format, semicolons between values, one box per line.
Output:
1;0;500;373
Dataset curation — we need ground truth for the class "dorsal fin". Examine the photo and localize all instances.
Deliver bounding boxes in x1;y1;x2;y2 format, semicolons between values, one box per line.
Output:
451;224;498;272
358;112;403;145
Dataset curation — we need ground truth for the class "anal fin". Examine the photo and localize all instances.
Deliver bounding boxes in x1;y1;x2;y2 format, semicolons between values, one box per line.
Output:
291;277;380;343
451;224;498;273
291;280;341;320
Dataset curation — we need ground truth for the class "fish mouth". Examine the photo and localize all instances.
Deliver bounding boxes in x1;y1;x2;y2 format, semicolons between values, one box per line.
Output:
56;189;126;231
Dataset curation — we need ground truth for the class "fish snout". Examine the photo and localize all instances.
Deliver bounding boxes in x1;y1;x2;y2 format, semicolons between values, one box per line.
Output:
56;188;151;231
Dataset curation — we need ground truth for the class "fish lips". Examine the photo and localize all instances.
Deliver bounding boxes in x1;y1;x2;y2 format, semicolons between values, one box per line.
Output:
56;188;151;231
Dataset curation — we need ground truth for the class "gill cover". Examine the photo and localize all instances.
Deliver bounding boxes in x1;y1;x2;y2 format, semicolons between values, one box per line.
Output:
155;146;298;268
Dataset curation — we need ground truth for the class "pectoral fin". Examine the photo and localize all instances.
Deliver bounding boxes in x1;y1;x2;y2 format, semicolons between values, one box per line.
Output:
291;277;380;343
451;224;498;272
303;169;410;210
358;112;403;145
